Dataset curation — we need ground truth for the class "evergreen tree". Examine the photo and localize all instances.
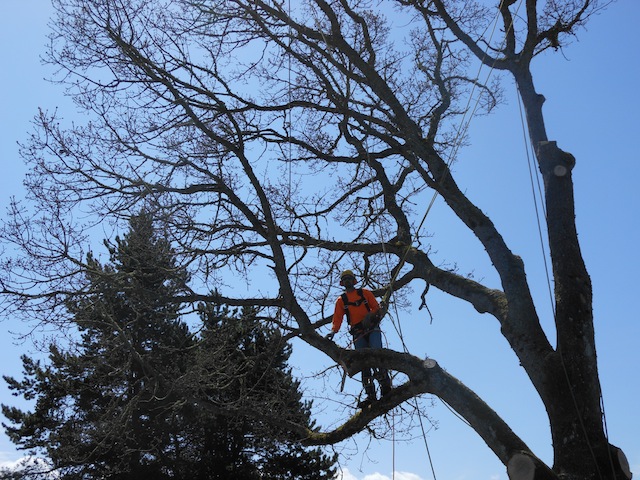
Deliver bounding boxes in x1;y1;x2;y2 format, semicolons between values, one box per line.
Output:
3;212;336;479
3;212;194;479
186;305;337;480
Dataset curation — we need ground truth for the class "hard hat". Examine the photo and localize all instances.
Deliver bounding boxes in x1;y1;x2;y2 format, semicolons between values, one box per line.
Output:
340;270;356;281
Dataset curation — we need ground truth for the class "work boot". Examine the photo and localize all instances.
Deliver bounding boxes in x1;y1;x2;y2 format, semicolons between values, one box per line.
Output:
377;370;392;397
358;380;376;409
380;379;392;397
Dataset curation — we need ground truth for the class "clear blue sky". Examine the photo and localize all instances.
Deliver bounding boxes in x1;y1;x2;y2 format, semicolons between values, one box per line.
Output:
1;2;638;479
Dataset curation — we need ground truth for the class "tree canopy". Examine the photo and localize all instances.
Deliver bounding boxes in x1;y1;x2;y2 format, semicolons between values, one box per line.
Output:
0;1;632;479
2;212;336;479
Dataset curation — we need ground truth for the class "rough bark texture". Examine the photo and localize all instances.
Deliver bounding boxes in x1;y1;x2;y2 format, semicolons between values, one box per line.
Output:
0;1;631;479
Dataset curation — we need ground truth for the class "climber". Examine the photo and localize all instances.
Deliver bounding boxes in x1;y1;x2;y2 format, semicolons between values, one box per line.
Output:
326;269;392;409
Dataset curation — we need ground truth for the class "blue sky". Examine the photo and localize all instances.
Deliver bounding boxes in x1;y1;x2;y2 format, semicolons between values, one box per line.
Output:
1;2;638;479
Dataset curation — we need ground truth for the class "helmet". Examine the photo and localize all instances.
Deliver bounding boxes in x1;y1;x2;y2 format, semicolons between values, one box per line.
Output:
339;270;356;285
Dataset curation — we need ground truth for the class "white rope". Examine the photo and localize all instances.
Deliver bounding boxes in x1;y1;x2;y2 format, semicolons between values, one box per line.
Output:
379;0;523;307
514;23;614;480
516;86;555;317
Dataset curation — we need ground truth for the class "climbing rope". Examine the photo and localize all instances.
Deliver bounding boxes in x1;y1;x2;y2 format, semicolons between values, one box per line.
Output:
516;88;555;317
376;1;518;313
515;43;617;480
292;2;620;479
363;3;528;479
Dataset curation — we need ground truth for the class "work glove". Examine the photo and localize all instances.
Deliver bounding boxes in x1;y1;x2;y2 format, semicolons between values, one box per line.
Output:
326;331;335;340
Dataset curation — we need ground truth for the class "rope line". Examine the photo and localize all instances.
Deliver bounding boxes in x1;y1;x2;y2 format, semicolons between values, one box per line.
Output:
515;54;614;480
516;86;555;317
285;0;302;302
392;411;396;480
361;4;522;479
390;298;439;480
299;2;617;479
414;397;438;480
378;1;518;310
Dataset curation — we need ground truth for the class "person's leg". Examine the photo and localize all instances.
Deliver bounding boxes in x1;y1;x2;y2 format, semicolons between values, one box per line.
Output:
354;332;376;406
366;328;382;348
367;329;392;395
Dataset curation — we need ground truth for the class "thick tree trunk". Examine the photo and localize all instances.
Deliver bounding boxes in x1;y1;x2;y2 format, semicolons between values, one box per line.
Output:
512;66;631;480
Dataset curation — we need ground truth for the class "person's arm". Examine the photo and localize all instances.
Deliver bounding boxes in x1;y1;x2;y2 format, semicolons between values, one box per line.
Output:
331;297;345;333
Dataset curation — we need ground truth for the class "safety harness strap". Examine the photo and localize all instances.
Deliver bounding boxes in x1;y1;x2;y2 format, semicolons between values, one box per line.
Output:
341;288;371;325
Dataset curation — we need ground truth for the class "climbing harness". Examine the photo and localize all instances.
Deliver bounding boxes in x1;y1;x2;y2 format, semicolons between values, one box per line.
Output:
341;288;371;326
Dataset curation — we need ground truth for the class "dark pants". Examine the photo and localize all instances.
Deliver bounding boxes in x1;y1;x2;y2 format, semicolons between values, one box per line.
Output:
352;327;391;399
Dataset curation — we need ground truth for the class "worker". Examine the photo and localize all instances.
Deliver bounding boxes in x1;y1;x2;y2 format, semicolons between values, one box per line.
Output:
327;269;392;408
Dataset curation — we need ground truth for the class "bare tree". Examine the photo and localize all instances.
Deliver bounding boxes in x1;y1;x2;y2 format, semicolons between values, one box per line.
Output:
0;1;631;479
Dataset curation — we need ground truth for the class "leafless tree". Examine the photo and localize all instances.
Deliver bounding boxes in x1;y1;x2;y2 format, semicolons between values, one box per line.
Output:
0;1;631;479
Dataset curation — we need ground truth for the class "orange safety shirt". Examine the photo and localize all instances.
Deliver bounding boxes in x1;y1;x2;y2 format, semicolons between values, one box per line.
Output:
331;288;380;333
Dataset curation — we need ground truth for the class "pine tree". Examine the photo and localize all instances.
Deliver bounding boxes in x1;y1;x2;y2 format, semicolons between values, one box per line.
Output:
186;305;337;480
3;212;194;479
3;212;336;479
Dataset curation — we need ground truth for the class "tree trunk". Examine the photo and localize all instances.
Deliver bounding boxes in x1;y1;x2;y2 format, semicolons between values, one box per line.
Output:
513;65;630;480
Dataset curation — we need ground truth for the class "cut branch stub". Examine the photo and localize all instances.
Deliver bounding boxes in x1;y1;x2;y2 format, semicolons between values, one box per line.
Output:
507;453;557;480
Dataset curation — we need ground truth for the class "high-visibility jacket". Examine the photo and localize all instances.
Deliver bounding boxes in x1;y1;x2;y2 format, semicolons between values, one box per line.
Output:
331;287;380;333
